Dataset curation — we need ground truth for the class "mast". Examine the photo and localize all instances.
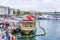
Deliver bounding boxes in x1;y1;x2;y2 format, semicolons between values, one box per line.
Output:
55;9;57;20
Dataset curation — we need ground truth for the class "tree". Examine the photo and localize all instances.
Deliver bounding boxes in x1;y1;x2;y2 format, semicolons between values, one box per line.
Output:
13;10;15;14
17;9;20;14
24;11;32;15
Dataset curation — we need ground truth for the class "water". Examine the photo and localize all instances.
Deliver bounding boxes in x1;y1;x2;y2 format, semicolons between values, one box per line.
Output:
36;20;60;40
16;20;60;40
0;20;60;40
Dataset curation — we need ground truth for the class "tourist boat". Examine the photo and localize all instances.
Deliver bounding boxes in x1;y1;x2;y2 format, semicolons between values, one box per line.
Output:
20;14;35;34
21;19;35;34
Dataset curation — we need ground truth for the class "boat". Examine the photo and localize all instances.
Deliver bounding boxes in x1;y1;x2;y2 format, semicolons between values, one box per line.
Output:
11;14;46;40
20;14;35;35
21;19;35;34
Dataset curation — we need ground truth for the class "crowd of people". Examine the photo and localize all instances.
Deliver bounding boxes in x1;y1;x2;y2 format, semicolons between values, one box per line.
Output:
0;21;16;40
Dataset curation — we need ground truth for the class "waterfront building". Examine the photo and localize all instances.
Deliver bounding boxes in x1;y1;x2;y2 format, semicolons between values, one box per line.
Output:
0;6;10;15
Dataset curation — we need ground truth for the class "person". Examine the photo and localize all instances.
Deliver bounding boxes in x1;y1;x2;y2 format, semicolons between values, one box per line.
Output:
2;31;10;40
0;23;4;29
4;22;9;29
12;22;15;30
8;30;12;40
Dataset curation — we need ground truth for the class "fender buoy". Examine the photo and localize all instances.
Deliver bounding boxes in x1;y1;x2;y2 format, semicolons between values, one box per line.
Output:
11;35;16;40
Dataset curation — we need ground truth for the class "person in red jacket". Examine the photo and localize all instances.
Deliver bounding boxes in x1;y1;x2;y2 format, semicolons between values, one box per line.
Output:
4;22;9;29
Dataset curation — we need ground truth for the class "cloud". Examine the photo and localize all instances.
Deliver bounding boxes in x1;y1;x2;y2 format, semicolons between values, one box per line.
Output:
0;0;60;11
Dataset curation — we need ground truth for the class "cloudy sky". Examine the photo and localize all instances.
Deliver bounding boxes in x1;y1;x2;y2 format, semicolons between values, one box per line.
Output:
0;0;60;11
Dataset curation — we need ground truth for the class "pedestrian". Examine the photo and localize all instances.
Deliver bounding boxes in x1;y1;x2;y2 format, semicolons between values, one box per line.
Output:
2;31;10;40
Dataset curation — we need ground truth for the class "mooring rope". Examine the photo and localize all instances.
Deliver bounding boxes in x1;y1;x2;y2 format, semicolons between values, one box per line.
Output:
35;20;46;36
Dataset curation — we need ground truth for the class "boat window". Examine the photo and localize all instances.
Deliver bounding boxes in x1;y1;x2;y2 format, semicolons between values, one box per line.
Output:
22;21;35;28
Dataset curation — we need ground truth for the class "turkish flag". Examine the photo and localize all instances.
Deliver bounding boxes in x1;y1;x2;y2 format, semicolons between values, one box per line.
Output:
27;15;31;20
30;14;35;18
26;14;35;20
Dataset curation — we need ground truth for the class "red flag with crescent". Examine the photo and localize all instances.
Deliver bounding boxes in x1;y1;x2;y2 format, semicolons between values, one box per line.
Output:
26;14;35;20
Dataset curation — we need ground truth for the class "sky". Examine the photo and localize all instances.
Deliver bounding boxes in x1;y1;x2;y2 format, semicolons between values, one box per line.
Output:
0;0;60;11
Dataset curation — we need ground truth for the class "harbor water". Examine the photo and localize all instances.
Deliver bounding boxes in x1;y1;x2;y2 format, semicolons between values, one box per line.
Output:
36;20;60;40
17;20;60;40
0;19;60;40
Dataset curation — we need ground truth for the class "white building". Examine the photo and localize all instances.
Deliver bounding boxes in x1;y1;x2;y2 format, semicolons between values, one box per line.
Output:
10;9;14;15
0;6;10;15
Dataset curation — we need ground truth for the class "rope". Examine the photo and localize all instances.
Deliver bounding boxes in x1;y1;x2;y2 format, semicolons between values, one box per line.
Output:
35;20;46;36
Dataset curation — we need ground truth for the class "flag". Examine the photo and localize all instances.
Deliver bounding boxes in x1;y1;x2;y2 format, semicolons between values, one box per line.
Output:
26;14;35;20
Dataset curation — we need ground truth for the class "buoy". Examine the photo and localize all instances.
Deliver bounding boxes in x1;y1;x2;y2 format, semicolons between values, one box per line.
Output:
11;35;16;40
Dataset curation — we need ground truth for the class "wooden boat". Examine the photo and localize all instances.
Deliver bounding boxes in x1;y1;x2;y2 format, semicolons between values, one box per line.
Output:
21;19;36;34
